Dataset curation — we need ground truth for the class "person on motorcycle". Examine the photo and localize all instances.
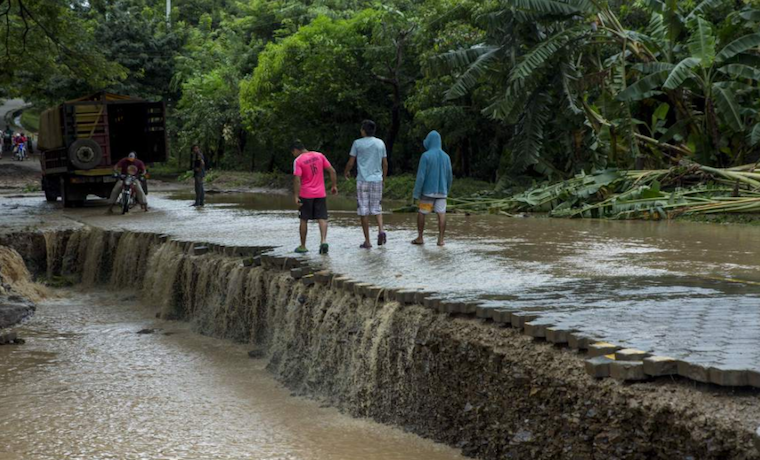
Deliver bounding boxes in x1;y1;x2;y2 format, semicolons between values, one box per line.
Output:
107;152;148;214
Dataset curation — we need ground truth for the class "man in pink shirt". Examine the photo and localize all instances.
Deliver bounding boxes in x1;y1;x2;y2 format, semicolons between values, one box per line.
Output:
292;140;338;254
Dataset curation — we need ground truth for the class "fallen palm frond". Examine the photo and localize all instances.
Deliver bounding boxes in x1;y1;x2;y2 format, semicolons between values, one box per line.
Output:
395;162;760;220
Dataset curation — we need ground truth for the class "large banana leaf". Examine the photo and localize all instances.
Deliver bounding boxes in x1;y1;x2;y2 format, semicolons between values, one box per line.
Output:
632;62;676;73
748;123;760;146
509;26;587;83
503;0;595;15
685;0;725;21
433;45;500;74
717;64;760;81
617;70;669;102
687;17;715;66
663;57;700;89
712;84;744;132
715;32;760;63
445;47;501;100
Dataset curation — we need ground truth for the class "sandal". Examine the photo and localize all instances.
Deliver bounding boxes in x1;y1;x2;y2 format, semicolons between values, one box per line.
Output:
411;238;424;245
295;246;308;254
319;243;329;255
377;232;387;246
360;242;372;249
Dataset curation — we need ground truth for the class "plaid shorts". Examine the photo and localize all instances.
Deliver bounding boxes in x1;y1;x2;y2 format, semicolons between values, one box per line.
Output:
357;181;383;216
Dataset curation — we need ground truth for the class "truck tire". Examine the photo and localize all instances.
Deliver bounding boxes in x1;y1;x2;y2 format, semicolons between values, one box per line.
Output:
42;177;57;202
68;139;102;170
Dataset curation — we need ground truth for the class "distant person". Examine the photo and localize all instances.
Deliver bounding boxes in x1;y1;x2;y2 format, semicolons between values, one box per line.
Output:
191;145;205;207
411;130;453;246
344;120;388;249
107;152;148;213
291;140;338;254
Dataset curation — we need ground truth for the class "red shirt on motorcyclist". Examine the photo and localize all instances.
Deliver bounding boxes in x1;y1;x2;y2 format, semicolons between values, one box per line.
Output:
114;152;146;176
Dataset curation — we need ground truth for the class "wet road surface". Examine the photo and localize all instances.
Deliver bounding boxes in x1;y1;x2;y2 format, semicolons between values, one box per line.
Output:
3;190;760;372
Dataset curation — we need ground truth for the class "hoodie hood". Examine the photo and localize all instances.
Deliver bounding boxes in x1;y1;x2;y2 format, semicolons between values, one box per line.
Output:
423;130;442;151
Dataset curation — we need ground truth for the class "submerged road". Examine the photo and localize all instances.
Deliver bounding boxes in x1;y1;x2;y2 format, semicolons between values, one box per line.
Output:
2;188;760;374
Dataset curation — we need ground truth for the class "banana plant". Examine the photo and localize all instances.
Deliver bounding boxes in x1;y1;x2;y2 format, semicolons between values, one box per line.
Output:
619;15;760;163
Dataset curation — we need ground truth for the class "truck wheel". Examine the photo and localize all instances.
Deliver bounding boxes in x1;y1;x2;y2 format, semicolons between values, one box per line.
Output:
68;139;102;170
42;177;58;202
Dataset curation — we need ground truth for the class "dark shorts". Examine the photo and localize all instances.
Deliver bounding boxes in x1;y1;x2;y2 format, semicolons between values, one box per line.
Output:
299;197;328;221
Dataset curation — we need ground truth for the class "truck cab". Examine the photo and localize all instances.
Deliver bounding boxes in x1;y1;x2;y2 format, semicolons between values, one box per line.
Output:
38;92;167;207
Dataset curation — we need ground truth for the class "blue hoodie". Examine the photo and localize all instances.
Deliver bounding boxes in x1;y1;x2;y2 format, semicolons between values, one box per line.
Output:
413;131;453;200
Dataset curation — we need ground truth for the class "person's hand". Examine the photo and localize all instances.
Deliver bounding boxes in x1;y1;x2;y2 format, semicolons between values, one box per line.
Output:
331;186;338;196
295;197;302;208
344;170;351;180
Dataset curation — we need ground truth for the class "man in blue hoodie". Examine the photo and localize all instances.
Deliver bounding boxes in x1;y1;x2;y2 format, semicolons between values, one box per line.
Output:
412;131;453;246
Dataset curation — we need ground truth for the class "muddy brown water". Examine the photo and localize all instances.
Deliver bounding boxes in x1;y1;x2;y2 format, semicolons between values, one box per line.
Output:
0;289;464;460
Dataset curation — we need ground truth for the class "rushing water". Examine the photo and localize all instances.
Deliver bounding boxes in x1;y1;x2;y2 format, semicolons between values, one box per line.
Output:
3;189;760;371
0;289;463;460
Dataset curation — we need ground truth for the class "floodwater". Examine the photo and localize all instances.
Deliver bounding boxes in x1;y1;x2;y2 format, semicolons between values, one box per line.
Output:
3;190;760;370
0;290;464;460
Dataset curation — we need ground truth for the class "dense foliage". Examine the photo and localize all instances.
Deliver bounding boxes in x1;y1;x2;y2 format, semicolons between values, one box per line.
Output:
5;0;760;185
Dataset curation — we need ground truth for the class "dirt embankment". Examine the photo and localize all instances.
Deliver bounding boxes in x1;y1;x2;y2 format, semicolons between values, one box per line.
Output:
0;244;47;328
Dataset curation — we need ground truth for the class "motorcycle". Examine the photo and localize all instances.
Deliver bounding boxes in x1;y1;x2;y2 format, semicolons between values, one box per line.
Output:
116;173;143;214
14;143;26;161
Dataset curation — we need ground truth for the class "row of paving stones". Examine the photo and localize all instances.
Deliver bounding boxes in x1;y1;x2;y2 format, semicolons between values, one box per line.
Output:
156;234;760;389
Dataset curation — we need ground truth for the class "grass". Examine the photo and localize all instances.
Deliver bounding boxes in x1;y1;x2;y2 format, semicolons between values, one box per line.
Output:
150;164;494;200
19;108;40;133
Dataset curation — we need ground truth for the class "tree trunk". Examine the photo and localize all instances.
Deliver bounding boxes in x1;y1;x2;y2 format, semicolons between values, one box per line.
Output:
385;83;401;171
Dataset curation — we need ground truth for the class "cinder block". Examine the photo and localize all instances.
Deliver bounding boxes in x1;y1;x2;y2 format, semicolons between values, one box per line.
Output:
610;360;647;382
568;333;593;350
643;356;678;376
587;342;620;358
332;276;349;289
366;286;383;299
444;302;464;314
709;367;749;387
475;305;492;319
677;361;710;383
301;275;316;286
614;349;649;362
511;312;538;329
546;327;569;344
399;290;416;305
585;356;614;378
524;322;549;338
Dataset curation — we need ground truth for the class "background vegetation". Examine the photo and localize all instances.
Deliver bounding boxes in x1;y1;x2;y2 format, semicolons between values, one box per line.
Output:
4;0;760;191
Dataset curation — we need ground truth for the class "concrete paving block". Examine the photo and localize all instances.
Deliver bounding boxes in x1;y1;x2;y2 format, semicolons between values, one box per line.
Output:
423;297;440;310
493;309;512;324
610;360;648;382
414;292;429;304
343;279;357;292
158;234;170;242
444;301;465;314
585;356;614;378
332;276;349;289
708;367;749;387
511;312;539;329
677;361;710;383
614;349;649;362
301;274;316;286
366;285;383;299
398;290;416;305
475;305;492;319
260;254;274;266
587;342;620;358
314;270;332;285
545;327;569;344
193;245;209;256
748;371;760;389
524;322;549;339
290;268;304;279
643;356;678;376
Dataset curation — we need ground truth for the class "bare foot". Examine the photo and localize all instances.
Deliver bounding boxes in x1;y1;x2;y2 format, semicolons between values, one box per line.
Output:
411;238;424;245
437;240;445;246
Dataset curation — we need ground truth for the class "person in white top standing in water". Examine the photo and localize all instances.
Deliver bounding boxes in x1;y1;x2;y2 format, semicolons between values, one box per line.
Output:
344;120;388;249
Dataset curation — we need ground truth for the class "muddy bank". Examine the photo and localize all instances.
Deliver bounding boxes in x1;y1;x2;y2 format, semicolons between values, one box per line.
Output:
0;245;44;328
11;227;760;459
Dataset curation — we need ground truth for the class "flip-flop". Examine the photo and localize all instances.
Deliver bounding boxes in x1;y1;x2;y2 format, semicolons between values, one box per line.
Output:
360;242;372;249
411;239;424;245
377;232;387;246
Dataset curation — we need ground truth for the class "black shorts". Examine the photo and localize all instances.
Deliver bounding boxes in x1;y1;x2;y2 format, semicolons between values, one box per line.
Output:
299;197;328;221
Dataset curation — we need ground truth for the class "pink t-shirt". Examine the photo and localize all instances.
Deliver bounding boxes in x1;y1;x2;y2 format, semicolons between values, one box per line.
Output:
293;151;332;198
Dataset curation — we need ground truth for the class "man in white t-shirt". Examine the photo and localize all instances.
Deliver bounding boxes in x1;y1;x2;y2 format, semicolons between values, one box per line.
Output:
344;120;388;249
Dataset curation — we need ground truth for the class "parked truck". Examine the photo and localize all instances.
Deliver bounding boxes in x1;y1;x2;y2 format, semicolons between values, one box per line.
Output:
38;92;167;207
